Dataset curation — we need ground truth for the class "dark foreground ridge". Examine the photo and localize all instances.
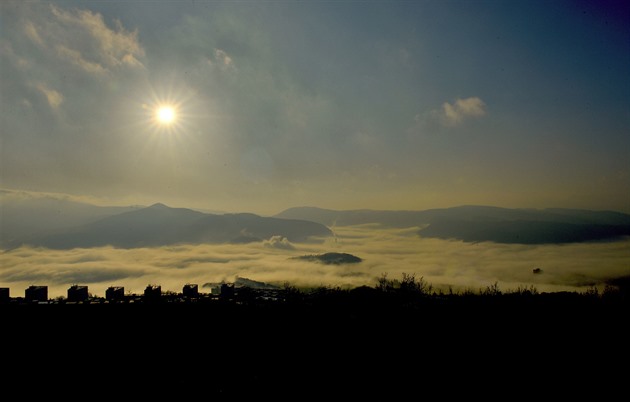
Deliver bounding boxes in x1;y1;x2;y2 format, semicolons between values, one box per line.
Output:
3;276;628;397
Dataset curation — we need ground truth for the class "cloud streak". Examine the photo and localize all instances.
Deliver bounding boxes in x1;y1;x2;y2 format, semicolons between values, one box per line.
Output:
1;226;628;299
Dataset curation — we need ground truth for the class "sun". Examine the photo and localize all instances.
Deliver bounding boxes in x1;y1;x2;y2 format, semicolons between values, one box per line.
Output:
140;89;190;135
155;106;176;124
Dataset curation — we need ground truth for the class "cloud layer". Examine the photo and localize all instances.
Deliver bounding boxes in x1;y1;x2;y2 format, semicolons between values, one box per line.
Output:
2;225;628;299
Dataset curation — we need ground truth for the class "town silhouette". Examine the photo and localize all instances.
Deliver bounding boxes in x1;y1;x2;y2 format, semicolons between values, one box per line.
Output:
3;276;627;398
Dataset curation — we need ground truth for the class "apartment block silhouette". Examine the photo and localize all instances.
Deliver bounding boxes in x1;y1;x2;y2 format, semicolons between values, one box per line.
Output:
0;287;9;303
183;283;199;298
144;285;161;301
67;285;89;302
106;286;125;301
25;285;48;302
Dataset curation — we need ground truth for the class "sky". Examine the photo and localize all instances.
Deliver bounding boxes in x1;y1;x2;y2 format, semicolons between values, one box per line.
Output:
1;0;629;215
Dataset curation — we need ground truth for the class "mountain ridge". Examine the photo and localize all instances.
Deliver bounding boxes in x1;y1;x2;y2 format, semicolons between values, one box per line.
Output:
5;203;333;249
274;205;630;244
3;198;630;248
275;205;630;225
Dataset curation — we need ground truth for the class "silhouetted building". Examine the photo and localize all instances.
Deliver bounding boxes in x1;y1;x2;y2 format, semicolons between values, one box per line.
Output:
67;285;89;302
183;284;199;298
220;283;235;299
106;286;125;301
144;285;161;301
25;285;48;302
0;287;9;303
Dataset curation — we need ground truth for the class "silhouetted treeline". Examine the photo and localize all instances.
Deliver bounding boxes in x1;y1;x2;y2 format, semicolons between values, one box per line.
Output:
3;272;628;308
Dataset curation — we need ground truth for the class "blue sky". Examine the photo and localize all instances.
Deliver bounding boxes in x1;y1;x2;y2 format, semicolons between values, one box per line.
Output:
1;0;628;214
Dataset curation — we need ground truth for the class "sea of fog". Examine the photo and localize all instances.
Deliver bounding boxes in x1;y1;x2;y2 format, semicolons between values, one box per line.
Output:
1;225;629;299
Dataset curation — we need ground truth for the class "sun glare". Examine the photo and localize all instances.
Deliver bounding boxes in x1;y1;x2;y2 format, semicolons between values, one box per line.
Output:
156;106;176;124
142;90;190;135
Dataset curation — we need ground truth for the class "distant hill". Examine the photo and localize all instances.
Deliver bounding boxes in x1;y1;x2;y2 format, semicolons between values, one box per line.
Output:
234;276;280;289
275;205;630;244
0;193;141;246
202;276;280;290
5;195;630;248
292;252;363;265
7;203;333;249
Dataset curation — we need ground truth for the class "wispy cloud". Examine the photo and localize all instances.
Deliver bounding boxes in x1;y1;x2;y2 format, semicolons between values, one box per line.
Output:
14;3;145;76
1;226;627;299
23;20;44;46
55;45;107;74
34;83;63;109
208;48;235;71
432;96;486;127
50;5;144;73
